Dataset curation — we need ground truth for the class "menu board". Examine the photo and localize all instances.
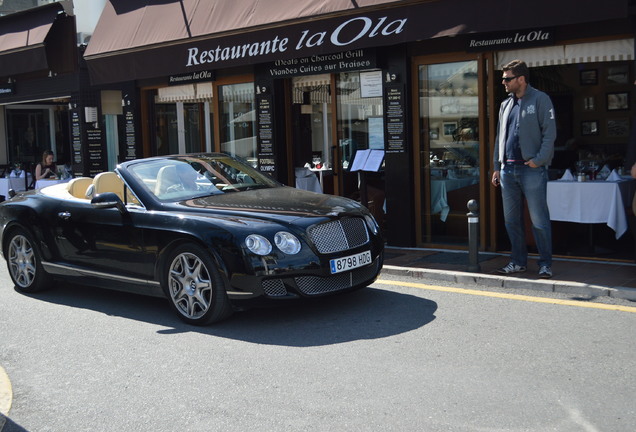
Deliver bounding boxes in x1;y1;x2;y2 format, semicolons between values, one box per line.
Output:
384;84;406;154
86;128;105;176
71;110;82;164
124;108;137;161
256;88;276;175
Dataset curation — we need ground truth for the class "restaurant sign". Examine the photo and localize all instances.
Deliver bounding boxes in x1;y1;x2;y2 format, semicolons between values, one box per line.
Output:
265;49;376;78
184;15;405;72
0;82;15;96
466;28;554;52
168;70;215;86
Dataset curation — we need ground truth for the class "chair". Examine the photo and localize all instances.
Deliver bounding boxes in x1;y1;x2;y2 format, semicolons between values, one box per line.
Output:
67;177;93;199
294;167;322;193
154;165;179;197
91;172;125;201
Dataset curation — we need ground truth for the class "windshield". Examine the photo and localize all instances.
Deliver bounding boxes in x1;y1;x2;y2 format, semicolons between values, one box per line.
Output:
128;154;280;202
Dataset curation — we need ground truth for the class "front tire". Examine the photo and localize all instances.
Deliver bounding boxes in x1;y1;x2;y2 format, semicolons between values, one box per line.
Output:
163;243;233;325
6;228;49;293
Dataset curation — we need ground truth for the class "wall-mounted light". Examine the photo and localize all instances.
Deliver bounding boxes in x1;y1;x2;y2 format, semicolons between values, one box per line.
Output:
385;72;398;83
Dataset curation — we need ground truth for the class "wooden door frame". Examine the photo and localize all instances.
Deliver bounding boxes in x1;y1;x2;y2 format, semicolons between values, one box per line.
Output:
410;52;493;249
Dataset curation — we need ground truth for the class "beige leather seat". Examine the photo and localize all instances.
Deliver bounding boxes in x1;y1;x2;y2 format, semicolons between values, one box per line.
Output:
154;165;178;197
66;177;93;199
90;172;125;201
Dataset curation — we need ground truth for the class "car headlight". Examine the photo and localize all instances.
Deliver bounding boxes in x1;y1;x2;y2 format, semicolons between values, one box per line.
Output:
245;234;272;255
274;231;301;255
364;214;379;235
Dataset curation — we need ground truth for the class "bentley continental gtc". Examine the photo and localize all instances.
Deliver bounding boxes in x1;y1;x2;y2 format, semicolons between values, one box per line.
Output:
0;153;384;325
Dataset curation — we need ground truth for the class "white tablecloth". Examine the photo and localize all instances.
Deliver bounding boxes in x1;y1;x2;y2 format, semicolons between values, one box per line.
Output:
0;175;32;199
431;176;479;222
547;178;636;239
294;167;322;193
35;178;69;190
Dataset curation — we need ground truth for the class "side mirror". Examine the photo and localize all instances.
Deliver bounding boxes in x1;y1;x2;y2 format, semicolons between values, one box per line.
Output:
91;192;127;214
8;189;15;199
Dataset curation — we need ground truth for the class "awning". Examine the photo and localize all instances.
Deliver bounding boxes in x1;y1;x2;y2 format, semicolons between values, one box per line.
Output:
0;2;73;78
155;82;213;103
496;38;634;68
85;0;629;85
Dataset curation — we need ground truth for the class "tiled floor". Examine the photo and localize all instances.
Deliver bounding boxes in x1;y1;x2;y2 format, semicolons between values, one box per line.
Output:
383;247;636;289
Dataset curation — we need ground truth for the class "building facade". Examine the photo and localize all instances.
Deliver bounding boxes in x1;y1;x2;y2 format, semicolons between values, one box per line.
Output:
58;0;636;256
0;0;107;181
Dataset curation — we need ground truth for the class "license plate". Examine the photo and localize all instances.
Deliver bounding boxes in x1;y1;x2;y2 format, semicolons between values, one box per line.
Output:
329;250;372;274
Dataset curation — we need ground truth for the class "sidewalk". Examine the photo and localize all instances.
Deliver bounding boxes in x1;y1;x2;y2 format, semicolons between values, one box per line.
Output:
381;246;636;301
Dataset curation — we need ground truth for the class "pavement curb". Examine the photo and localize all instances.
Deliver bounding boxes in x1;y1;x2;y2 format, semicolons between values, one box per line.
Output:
380;264;636;300
0;364;11;431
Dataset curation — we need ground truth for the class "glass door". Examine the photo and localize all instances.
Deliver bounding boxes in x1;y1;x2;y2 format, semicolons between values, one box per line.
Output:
417;59;481;245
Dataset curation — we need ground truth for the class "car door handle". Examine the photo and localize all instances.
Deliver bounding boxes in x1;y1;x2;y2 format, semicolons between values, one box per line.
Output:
58;211;71;220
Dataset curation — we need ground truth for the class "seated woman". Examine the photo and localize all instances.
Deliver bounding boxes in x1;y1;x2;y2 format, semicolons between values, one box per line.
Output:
35;150;57;180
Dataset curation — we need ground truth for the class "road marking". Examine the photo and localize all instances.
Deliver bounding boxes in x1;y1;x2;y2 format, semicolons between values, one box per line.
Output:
375;279;636;313
0;364;12;425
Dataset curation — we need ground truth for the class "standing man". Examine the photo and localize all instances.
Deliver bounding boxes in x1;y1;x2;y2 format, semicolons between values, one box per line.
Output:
492;60;556;278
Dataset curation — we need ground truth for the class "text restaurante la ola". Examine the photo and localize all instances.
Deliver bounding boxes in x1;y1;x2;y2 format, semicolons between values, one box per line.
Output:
185;16;407;67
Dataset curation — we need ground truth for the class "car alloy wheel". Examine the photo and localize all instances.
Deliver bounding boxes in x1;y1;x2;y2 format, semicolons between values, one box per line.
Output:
168;251;212;318
164;243;232;325
6;229;47;292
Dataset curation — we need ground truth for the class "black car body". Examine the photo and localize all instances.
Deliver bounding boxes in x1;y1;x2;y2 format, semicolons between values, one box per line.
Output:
0;153;383;324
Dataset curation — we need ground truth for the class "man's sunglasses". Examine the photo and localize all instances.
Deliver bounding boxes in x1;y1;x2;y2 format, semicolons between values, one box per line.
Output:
502;76;519;82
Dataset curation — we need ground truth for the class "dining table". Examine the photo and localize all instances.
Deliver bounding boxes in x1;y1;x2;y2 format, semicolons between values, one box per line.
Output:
35;178;70;190
546;177;636;239
0;174;32;200
430;175;479;222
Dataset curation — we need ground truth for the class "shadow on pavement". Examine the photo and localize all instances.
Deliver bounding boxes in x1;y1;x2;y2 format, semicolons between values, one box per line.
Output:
19;282;437;347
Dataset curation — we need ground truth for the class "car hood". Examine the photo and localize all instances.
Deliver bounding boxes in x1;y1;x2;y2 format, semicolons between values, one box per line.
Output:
167;187;365;223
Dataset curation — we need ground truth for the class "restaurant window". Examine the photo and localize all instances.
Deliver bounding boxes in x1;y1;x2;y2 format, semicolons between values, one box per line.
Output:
219;82;256;167
336;71;385;222
6;106;53;166
153;83;213;156
291;74;333;193
154;103;179;156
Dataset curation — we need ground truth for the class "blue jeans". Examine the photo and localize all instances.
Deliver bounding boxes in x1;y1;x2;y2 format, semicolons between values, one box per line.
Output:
500;164;552;268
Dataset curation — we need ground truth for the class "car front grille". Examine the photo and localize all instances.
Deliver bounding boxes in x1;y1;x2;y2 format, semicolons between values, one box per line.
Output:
260;258;380;298
307;217;369;254
262;279;287;297
294;258;380;295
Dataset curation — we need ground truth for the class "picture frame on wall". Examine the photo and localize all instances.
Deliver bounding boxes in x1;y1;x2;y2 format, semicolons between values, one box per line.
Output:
583;96;595;111
443;122;457;137
607;92;630;111
607;65;629;84
581;120;599;136
607;118;630;137
580;69;597;85
429;128;439;140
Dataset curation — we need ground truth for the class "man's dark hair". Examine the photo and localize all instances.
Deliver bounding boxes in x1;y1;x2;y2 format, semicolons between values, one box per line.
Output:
503;59;529;82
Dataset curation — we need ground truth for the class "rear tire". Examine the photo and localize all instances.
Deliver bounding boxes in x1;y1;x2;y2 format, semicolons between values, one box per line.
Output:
162;243;233;325
6;228;49;293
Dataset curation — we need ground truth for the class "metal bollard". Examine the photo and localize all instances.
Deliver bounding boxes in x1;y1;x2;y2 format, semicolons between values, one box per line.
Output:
467;199;480;272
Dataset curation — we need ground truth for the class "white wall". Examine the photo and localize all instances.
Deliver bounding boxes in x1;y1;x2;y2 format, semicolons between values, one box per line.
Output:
72;0;106;34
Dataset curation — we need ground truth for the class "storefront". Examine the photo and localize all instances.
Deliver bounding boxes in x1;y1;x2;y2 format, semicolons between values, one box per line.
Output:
0;2;106;181
84;0;634;257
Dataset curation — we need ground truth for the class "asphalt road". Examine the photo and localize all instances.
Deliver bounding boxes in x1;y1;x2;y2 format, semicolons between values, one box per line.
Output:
1;269;635;432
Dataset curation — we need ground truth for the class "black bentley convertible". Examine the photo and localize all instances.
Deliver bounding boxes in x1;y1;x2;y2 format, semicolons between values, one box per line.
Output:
0;153;384;325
